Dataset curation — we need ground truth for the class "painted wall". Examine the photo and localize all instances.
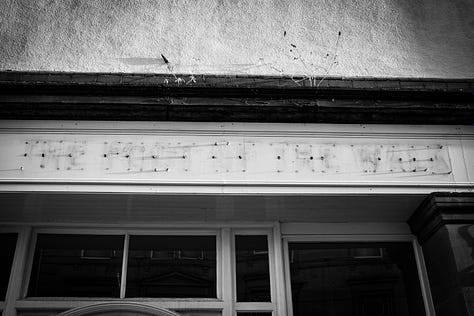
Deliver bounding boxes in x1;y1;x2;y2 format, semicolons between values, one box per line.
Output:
1;0;473;78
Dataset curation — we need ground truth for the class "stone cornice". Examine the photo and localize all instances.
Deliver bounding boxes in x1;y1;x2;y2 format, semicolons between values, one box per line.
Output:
408;192;474;243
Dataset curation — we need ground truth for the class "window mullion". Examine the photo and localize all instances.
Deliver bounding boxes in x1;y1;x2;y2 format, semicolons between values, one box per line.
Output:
412;238;435;316
272;222;287;316
120;233;130;299
221;228;233;316
4;227;32;316
282;238;294;316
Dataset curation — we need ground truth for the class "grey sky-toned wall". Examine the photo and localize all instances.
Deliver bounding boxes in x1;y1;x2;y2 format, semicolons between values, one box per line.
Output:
1;0;473;78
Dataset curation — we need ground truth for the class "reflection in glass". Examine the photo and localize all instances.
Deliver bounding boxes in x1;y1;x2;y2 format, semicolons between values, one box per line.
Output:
289;243;426;316
0;233;17;300
28;234;124;297
235;235;271;302
126;235;216;298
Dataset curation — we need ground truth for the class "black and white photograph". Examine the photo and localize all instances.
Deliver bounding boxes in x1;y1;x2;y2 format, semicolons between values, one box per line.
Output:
0;1;473;315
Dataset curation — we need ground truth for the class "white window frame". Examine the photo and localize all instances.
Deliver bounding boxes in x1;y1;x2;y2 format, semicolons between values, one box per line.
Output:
232;228;276;315
282;233;435;316
9;223;281;316
1;222;431;316
18;227;224;314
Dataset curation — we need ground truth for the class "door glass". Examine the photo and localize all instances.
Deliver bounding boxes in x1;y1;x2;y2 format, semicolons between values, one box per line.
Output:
289;242;426;316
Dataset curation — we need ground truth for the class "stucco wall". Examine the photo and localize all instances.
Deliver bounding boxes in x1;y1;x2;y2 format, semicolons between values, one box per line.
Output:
1;0;473;78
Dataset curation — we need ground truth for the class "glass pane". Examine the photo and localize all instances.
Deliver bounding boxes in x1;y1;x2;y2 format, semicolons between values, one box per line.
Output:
237;314;272;316
289;243;426;316
126;235;216;298
235;235;271;302
28;234;124;297
0;233;17;300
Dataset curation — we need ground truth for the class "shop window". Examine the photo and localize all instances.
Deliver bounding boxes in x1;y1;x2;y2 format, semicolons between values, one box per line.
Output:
22;228;277;314
0;233;17;300
27;234;124;297
126;235;216;298
235;235;271;302
288;242;426;316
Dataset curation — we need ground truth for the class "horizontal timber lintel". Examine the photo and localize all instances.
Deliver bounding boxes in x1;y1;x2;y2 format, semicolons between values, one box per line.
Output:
0;71;473;124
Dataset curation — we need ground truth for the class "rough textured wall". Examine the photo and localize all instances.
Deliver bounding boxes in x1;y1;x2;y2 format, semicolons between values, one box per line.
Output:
1;0;473;78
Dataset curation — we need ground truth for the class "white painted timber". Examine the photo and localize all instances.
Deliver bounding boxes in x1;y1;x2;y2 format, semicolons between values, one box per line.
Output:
0;121;472;194
461;139;474;183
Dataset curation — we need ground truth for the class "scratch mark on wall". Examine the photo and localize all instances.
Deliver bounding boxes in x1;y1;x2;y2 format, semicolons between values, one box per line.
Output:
283;30;343;87
117;57;165;66
317;31;342;87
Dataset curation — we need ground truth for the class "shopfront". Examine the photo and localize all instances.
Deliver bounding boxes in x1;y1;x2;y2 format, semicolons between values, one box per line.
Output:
0;94;473;316
2;0;474;312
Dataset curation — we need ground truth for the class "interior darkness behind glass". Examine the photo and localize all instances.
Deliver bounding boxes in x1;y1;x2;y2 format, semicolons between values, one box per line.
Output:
28;234;124;297
126;235;216;298
0;233;17;300
235;235;271;302
289;242;426;316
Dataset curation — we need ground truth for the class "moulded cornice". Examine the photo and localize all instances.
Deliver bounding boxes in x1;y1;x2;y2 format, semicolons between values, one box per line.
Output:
1;72;472;125
0;120;473;139
408;192;474;243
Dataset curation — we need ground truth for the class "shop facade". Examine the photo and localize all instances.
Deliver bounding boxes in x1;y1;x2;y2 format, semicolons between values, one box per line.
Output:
0;73;473;316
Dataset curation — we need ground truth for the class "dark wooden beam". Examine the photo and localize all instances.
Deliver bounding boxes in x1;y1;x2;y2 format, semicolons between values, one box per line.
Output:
0;71;473;124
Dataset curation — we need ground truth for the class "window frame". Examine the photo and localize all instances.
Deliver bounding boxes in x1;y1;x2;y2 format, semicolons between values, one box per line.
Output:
232;228;276;315
282;233;435;316
17;224;280;315
3;222;429;316
22;227;223;308
0;226;30;316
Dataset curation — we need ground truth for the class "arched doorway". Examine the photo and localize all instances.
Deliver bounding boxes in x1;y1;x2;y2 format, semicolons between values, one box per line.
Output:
57;302;182;316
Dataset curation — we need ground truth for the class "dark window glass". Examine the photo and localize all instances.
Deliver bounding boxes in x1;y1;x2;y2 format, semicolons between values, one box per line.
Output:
28;234;124;297
289;243;426;316
126;235;216;298
235;235;271;302
0;233;17;300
